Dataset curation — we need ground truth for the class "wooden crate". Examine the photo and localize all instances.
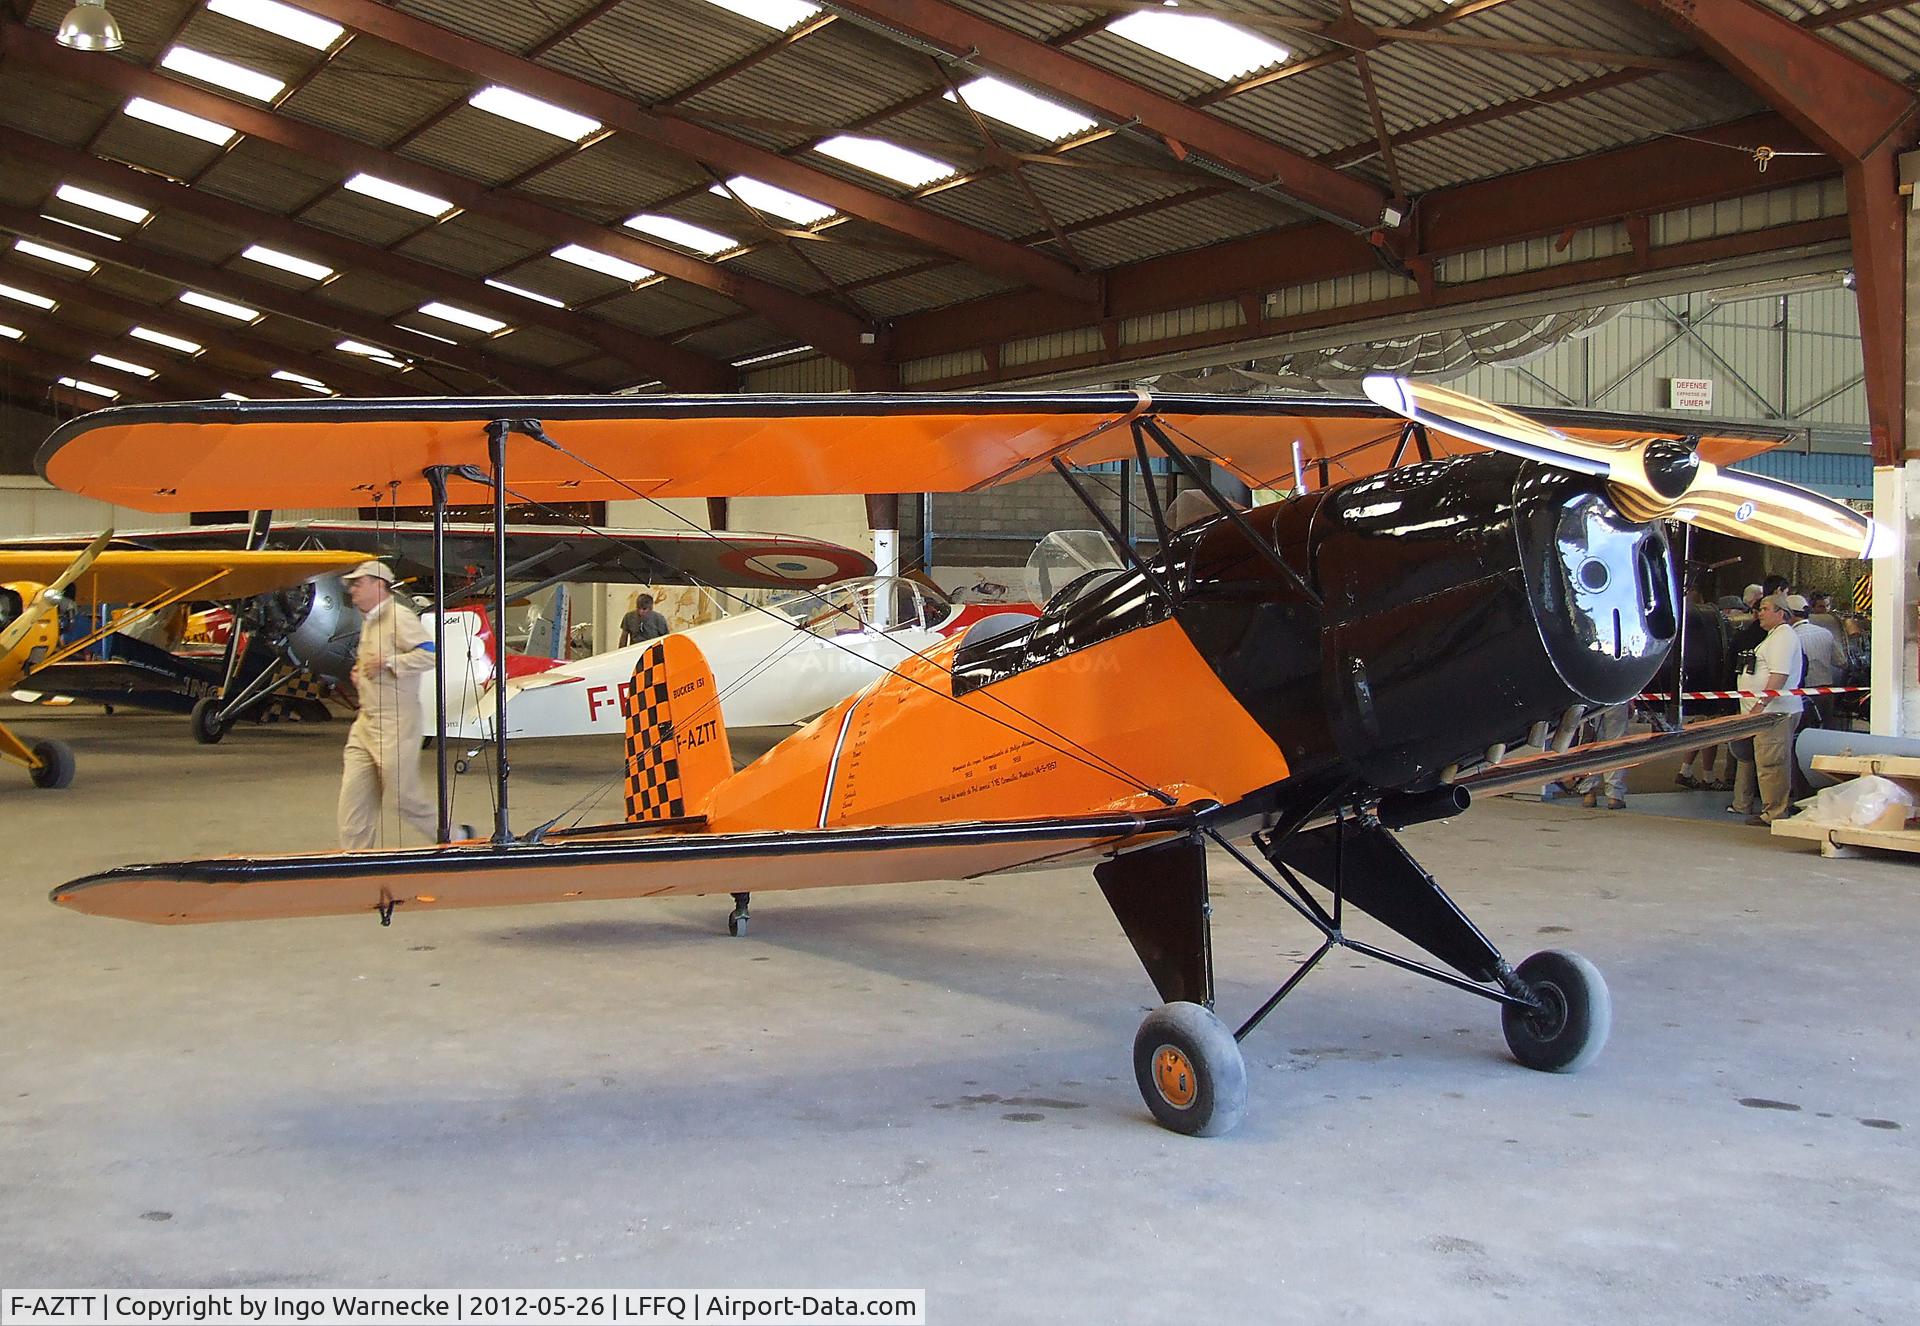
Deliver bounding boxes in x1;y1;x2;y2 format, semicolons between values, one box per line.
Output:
1770;754;1920;856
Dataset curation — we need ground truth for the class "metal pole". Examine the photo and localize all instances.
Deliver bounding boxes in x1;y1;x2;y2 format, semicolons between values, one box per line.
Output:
1674;524;1692;731
426;465;451;844
1118;459;1134;548
486;420;512;846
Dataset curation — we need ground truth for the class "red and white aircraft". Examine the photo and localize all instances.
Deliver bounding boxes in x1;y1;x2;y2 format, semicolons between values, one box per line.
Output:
445;575;1036;742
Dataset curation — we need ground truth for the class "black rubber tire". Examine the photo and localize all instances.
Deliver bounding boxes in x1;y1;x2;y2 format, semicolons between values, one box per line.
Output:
454;758;470;775
727;910;748;937
1502;949;1611;1073
29;738;75;789
1132;1002;1247;1137
189;696;226;745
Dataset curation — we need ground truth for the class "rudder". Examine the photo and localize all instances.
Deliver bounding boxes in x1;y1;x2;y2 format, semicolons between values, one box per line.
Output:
623;634;733;821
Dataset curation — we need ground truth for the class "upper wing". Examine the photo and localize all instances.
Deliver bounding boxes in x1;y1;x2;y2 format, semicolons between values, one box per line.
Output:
50;804;1207;925
36;393;1793;514
0;549;369;602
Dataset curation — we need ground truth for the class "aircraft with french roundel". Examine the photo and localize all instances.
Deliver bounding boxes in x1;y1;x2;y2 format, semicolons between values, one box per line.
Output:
40;382;1878;1135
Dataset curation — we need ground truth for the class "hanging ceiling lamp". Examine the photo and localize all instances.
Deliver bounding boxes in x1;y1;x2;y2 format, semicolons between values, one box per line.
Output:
56;0;124;50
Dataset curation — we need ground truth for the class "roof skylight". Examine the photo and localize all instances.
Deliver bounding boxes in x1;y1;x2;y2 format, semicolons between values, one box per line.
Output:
15;239;96;274
178;290;261;322
55;184;149;224
946;77;1096;141
623;213;738;256
220;392;249;400
551;244;653;284
0;324;21;340
813;135;953;188
343;173;455;218
58;377;118;398
42;216;123;242
702;0;820;31
240;245;333;281
712;176;835;225
484;277;565;309
206;0;343;51
416;302;506;334
0;282;57;310
160;45;287;102
336;342;409;371
1107;10;1288;81
129;326;202;354
468;86;600;142
271;369;331;393
732;344;813;367
90;353;156;378
123;97;237;146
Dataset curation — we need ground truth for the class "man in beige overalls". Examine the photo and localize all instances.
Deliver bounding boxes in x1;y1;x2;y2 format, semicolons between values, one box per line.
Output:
338;560;442;848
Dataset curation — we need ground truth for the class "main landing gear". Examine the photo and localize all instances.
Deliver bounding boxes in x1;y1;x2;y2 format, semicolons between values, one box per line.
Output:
727;891;751;937
1095;810;1611;1137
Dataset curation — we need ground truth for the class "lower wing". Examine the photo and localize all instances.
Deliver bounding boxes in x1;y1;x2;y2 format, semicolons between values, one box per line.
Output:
51;805;1209;925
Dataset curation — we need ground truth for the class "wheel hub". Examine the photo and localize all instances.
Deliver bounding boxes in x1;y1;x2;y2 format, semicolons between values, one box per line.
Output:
1151;1044;1197;1108
1523;981;1569;1040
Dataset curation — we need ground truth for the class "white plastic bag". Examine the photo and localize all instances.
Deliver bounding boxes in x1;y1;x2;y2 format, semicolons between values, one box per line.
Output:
1800;774;1916;829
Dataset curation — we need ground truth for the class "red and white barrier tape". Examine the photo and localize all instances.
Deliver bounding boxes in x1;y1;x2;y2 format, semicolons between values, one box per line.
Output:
1636;686;1868;700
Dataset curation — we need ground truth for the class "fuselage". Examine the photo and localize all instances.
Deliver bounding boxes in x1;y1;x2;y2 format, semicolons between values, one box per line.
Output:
700;452;1675;835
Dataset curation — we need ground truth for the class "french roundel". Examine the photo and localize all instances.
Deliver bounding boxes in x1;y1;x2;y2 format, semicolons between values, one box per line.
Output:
721;549;864;583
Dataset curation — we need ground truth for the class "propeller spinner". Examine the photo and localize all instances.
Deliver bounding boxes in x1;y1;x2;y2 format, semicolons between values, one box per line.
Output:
1361;376;1882;561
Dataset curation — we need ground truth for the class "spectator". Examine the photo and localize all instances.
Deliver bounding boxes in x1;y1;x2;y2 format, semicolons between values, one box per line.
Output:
620;592;672;648
1732;593;1804;827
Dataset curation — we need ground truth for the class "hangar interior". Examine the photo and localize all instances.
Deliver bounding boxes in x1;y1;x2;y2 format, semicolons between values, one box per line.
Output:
1;0;1917;1319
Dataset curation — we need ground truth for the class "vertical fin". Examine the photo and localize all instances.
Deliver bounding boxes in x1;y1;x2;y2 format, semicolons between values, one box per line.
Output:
623;634;732;822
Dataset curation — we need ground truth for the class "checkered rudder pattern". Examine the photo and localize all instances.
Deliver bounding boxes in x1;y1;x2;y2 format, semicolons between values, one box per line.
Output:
624;645;684;821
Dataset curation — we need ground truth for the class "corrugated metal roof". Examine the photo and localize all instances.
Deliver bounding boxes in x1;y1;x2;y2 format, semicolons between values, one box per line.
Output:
0;0;1884;403
138;212;245;265
195;139;338;216
278;42;464;148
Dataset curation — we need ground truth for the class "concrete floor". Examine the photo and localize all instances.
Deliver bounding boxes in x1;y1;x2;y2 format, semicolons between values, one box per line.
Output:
2;705;1916;1322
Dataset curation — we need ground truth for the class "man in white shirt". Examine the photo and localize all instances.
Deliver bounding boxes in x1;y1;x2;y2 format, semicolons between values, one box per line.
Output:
1732;593;1804;826
338;560;443;849
1787;593;1845;729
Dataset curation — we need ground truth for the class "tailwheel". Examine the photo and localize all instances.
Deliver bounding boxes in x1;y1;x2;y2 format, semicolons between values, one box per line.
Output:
189;696;227;745
1502;950;1611;1074
1132;1002;1247;1137
30;739;75;789
727;891;751;937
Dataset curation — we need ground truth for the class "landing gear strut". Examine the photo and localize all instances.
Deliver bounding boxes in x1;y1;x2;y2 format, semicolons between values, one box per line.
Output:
1096;813;1611;1137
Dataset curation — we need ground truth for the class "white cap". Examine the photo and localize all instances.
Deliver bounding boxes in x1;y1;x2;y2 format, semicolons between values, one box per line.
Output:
1783;593;1810;614
341;559;396;584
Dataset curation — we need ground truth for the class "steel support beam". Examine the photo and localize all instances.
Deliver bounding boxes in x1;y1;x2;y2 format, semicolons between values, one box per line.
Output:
1631;0;1916;460
0;253;417;398
0;129;731;392
287;0;1098;305
908;217;1850;390
893;112;1835;362
0;336;160;403
831;0;1388;232
0;203;568;394
0;25;753;386
0;304;303;401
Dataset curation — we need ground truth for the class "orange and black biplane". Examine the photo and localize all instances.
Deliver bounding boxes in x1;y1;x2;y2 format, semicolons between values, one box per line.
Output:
41;381;1876;1135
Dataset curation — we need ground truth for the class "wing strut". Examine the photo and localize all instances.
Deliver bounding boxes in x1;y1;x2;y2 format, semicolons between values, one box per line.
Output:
1137;417;1322;609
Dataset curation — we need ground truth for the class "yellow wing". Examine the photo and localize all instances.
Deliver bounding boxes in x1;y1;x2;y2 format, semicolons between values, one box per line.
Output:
0;549;371;603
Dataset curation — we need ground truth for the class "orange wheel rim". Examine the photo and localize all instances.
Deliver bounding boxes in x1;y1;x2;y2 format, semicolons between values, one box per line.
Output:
1152;1044;1197;1109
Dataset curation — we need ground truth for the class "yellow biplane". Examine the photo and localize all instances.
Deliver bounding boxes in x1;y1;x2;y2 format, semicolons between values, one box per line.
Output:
1;538;368;787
